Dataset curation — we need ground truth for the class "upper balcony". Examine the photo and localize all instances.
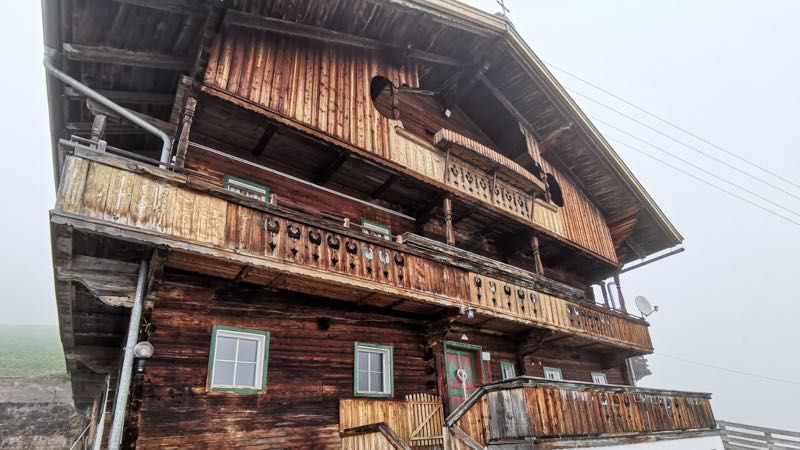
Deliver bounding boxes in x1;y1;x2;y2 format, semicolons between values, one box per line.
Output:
52;137;652;355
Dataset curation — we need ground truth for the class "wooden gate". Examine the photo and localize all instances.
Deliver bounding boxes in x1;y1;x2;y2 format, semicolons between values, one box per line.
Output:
340;393;444;449
405;393;444;447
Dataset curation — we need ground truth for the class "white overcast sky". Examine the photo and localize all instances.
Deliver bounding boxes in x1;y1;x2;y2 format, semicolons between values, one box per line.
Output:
2;1;798;448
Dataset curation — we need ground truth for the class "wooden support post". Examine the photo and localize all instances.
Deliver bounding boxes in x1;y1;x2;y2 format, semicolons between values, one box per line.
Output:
87;394;100;447
599;281;610;308
443;196;455;246
89;113;107;152
531;234;544;276
613;272;626;313
174;97;196;168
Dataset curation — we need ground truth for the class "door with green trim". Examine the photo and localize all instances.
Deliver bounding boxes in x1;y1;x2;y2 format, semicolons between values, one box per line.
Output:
445;347;479;411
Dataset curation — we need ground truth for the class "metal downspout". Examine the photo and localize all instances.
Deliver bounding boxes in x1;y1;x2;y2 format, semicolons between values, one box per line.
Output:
107;258;149;450
43;57;172;167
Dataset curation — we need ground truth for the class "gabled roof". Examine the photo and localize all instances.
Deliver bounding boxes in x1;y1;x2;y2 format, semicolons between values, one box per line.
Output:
42;0;682;264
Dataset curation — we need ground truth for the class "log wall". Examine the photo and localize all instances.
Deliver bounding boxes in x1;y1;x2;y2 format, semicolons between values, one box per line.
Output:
134;273;437;449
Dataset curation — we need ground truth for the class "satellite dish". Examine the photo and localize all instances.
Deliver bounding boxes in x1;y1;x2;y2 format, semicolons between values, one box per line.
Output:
635;296;658;317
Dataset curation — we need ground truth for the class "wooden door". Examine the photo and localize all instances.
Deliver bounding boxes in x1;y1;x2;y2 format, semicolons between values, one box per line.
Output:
445;348;479;411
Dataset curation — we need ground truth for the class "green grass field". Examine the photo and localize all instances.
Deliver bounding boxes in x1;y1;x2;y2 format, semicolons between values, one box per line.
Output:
0;325;66;378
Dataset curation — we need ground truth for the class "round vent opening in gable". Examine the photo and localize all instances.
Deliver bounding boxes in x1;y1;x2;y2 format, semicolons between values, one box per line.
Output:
370;75;398;120
546;173;564;207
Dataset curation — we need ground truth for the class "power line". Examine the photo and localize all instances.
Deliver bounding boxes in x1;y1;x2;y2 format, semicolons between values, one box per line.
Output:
569;88;800;203
653;352;800;386
592;116;800;219
608;137;800;227
545;62;800;192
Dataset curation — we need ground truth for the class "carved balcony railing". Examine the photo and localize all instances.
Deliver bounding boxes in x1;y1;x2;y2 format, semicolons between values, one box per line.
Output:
52;139;652;353
446;377;716;448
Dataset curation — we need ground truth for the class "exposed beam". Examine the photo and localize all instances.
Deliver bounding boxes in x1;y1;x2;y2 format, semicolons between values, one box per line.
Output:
112;0;210;15
441;60;492;110
479;74;539;139
538;123;573;155
63;43;192;71
415;192;446;228
252;124;278;156
63;86;173;105
452;206;476;225
224;10;462;67
370;173;399;199
315;150;350;185
190;1;229;81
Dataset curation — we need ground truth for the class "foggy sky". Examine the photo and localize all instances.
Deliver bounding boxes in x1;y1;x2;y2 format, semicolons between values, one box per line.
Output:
2;1;798;449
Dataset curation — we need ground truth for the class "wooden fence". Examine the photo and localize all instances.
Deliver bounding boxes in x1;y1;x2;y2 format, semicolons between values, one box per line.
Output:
718;421;800;450
340;393;444;448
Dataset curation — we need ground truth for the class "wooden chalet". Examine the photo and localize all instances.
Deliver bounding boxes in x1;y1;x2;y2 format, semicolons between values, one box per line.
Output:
41;0;716;448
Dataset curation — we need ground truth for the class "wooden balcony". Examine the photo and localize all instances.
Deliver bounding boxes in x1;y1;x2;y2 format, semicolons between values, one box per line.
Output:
446;377;716;448
52;140;653;354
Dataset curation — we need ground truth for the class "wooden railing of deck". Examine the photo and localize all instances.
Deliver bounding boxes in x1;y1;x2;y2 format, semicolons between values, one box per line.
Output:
53;141;652;353
446;377;716;447
718;420;800;450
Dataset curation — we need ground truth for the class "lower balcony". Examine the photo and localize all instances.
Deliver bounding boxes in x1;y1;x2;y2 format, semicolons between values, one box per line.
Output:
446;377;716;448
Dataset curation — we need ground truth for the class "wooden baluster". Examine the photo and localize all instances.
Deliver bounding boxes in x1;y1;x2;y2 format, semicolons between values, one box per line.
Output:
174;97;197;168
443;196;455;246
531;234;544;275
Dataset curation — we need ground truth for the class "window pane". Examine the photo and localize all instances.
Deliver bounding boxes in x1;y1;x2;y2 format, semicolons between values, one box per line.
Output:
358;350;369;370
369;352;383;372
357;370;370;392
215;336;237;361
370;371;384;392
238;339;259;363
212;360;235;386
236;362;257;387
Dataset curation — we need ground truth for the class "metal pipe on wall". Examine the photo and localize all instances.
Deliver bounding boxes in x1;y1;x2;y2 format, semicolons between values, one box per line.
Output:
43;56;172;167
107;258;149;450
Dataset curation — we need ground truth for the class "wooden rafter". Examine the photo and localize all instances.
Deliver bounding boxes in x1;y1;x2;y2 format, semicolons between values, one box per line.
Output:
63;43;193;71
63;86;173;105
224;10;462;67
370;173;400;199
252;124;278;156
315;150;350;185
112;0;210;15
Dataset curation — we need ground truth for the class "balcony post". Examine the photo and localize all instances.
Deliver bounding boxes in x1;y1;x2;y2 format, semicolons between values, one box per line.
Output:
443;196;455;246
613;272;626;313
174;96;197;168
599;282;610;308
530;234;544;275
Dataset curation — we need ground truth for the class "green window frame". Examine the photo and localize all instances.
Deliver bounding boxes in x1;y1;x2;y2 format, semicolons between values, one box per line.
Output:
354;342;394;398
591;371;608;384
499;361;517;380
361;219;392;240
207;324;270;394
223;175;270;202
543;366;563;381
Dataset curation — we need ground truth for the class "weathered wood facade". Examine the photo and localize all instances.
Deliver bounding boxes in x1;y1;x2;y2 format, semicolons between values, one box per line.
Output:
42;0;710;448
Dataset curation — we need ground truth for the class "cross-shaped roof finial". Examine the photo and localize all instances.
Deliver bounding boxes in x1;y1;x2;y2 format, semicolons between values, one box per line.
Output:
496;0;510;19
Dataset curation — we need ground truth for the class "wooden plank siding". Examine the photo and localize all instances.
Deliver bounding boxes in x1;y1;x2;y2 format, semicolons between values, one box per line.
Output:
204;27;419;161
203;29;620;265
54;152;652;352
449;379;716;446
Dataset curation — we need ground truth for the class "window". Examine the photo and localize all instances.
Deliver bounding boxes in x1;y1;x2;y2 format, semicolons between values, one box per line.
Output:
224;175;269;202
208;325;269;393
500;361;516;380
591;372;608;384
543;366;563;381
354;342;393;397
361;220;392;241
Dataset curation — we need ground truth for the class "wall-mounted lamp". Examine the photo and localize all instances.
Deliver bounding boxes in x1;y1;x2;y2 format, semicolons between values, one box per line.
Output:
133;341;154;373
